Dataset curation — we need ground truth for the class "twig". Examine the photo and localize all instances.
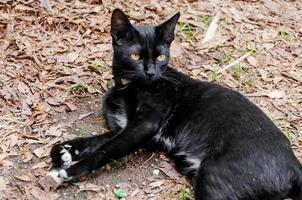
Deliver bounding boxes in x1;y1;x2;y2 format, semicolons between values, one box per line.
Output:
139;153;155;168
13;178;25;195
78;112;94;120
218;52;250;74
184;0;192;10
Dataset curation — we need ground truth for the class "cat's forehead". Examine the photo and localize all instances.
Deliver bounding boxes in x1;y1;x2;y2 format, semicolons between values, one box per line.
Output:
132;25;159;53
133;25;156;38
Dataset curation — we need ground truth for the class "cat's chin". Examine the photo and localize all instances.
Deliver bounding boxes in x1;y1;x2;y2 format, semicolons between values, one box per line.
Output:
143;78;159;84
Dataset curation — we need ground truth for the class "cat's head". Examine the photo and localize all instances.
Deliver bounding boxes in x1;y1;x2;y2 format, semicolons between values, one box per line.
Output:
110;9;180;83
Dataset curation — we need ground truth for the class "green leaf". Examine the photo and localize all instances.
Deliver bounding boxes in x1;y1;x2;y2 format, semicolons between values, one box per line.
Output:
114;189;127;198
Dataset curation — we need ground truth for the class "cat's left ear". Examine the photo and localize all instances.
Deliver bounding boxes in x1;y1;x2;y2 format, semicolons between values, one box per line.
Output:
156;12;180;44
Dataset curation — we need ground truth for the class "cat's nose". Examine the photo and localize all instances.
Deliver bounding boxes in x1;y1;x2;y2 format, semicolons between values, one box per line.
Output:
145;67;156;78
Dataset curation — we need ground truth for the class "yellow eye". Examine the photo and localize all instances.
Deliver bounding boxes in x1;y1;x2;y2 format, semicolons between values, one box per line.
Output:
157;54;166;62
130;54;140;61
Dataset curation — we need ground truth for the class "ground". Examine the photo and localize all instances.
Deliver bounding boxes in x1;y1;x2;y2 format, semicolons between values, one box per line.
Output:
0;0;301;199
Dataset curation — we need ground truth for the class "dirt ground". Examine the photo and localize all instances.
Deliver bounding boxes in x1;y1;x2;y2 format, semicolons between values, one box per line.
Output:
0;0;302;199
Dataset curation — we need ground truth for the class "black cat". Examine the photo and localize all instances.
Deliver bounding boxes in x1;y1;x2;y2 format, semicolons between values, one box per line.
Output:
49;9;302;200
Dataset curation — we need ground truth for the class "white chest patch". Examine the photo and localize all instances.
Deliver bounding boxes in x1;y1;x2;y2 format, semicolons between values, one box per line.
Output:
112;110;127;129
175;151;201;172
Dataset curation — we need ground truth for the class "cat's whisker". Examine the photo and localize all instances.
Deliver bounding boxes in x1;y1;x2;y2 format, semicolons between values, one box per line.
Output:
161;75;181;85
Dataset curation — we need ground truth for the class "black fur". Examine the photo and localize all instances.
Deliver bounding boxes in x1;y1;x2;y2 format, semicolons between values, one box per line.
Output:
50;9;302;200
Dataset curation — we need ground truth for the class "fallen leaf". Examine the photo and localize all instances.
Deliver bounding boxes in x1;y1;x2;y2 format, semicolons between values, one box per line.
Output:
14;173;32;182
45;125;63;137
77;183;100;193
202;12;220;44
247;56;257;67
33;146;48;158
29;186;58;200
267;90;285;99
21;100;32;116
170;41;182;58
38;175;60;192
65;102;78;112
56;52;80;63
149;180;166;188
32;161;48;169
159;161;181;180
40;0;52;11
47;97;62;106
0;177;7;191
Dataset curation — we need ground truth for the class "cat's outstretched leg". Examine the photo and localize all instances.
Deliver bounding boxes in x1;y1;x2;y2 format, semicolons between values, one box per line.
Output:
50;131;120;168
49;107;160;183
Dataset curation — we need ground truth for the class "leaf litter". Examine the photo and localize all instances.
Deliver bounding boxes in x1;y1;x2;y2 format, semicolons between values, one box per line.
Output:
0;0;301;199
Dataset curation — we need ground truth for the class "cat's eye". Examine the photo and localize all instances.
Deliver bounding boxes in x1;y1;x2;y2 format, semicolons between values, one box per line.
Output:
130;54;140;61
157;54;166;62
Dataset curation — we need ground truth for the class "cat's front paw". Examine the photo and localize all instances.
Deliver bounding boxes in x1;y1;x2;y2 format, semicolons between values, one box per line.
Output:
47;169;70;185
51;144;73;169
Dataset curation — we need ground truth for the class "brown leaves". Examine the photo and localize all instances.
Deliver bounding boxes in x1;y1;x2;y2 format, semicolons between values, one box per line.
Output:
29;186;58;200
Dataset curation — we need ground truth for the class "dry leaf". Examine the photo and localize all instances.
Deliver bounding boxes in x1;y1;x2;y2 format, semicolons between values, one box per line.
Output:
33;146;48;158
149;180;166;188
29;186;58;200
247;56;257;67
202;12;220;44
56;52;80;63
45;125;63;137
0;177;7;191
65;102;78;111
170;42;182;58
267;90;285;99
38;175;60;192
159;161;181;180
77;183;100;193
15;174;32;182
40;0;52;11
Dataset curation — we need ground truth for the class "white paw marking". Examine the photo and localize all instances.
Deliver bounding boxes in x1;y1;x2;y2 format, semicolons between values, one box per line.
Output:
64;144;72;149
59;169;68;179
48;170;63;185
60;148;72;168
47;169;69;185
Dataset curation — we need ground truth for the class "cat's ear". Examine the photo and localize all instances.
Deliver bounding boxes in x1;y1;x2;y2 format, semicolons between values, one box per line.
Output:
111;9;134;45
156;12;180;44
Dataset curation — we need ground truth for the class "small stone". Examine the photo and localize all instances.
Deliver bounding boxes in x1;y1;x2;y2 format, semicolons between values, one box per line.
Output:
91;131;98;136
152;169;160;176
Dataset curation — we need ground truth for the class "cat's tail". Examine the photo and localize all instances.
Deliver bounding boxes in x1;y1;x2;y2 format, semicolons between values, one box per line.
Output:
288;164;302;200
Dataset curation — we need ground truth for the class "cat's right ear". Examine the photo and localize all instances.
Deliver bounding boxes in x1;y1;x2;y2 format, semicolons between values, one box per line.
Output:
111;9;134;45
